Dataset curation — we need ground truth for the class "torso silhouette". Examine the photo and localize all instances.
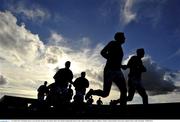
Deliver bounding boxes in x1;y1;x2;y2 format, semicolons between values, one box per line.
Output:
97;99;103;105
73;77;89;95
53;68;73;87
87;97;94;105
127;56;146;80
101;41;123;70
38;85;48;95
48;83;57;94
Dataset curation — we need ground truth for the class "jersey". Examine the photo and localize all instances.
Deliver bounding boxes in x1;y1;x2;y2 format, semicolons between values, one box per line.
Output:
101;41;123;70
73;77;89;95
37;85;49;95
53;68;73;87
127;56;146;80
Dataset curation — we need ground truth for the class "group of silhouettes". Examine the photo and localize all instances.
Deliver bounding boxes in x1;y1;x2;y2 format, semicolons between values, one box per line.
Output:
37;61;103;107
37;32;148;107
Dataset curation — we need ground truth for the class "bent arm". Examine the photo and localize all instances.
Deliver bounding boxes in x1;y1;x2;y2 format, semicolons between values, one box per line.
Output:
100;42;111;59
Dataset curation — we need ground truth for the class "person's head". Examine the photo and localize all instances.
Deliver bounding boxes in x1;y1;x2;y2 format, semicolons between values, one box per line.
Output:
65;61;71;69
114;32;125;44
136;48;145;58
44;81;48;86
99;97;101;100
81;72;86;78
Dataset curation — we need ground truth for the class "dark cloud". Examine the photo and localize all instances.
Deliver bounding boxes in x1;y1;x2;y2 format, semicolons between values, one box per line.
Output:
75;54;179;96
0;75;7;85
108;55;178;96
0;57;6;61
142;57;177;95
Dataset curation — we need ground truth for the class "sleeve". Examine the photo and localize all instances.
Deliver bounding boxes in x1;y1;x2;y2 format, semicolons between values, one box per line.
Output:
127;56;134;68
100;41;112;59
67;70;73;84
85;79;89;88
70;71;73;83
37;86;41;92
53;70;60;79
73;78;78;87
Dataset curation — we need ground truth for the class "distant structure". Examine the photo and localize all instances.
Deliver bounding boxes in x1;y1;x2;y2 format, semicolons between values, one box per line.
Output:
73;72;89;104
96;98;103;105
37;81;49;101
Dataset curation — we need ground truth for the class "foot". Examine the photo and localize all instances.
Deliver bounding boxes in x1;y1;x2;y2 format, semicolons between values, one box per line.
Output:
85;89;93;100
111;99;127;106
111;99;119;105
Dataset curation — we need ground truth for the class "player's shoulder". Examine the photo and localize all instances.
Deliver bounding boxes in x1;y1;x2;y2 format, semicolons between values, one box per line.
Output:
130;55;137;60
106;40;114;45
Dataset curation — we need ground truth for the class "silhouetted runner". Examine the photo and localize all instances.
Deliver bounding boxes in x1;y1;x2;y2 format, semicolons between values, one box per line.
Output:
96;97;103;105
37;81;49;101
86;96;94;105
51;61;73;105
53;61;73;92
73;72;89;103
85;32;127;106
126;48;148;105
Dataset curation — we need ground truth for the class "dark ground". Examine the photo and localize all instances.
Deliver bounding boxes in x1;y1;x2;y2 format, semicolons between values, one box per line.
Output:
0;95;180;119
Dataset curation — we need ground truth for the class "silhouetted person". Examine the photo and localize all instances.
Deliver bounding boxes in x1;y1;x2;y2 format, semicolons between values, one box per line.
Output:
73;72;89;104
126;48;148;105
37;81;49;101
66;84;73;103
86;96;94;105
85;32;127;106
53;61;73;94
96;97;103;105
46;83;59;107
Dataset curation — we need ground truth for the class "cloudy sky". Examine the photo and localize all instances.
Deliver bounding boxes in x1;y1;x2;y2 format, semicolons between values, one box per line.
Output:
0;0;180;104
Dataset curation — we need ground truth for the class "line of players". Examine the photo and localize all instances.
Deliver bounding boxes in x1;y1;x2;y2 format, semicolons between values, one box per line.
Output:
37;61;103;106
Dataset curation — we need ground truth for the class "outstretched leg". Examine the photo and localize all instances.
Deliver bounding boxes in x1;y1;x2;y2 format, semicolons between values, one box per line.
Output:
113;71;127;106
85;69;113;99
127;85;136;102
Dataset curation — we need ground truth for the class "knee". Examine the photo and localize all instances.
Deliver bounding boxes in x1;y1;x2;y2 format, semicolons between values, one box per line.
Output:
121;88;127;95
144;93;148;99
142;92;148;99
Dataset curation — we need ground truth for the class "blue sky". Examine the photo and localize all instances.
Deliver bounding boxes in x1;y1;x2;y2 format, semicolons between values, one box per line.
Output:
1;0;180;70
0;0;180;104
